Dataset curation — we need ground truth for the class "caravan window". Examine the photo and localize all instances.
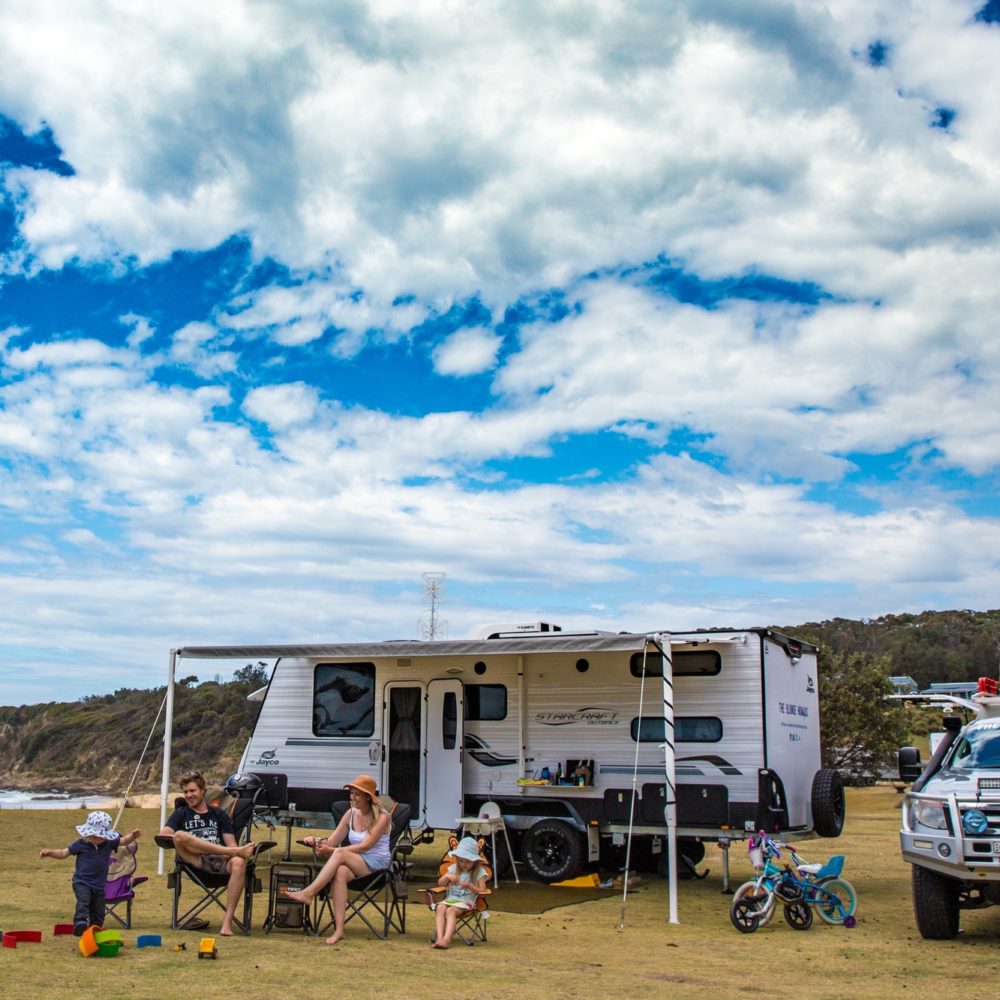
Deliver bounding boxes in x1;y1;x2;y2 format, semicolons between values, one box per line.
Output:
631;716;723;742
465;684;507;721
313;663;376;737
629;650;721;677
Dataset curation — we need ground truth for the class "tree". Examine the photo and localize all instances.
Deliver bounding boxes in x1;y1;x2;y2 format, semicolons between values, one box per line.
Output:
233;661;270;690
818;649;907;782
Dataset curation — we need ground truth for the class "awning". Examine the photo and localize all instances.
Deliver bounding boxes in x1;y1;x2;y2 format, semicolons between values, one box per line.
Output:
176;631;654;660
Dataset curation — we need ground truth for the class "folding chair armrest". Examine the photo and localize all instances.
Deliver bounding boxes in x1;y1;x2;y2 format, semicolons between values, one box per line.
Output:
154;835;176;851
132;876;149;888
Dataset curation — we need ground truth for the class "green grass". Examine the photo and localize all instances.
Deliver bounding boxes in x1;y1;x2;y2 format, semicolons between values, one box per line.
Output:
3;788;1000;999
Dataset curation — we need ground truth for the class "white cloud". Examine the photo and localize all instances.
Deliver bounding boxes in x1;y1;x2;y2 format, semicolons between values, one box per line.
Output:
170;322;238;377
432;327;501;377
243;382;319;429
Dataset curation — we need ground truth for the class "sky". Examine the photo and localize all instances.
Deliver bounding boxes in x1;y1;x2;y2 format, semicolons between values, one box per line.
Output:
2;1;1000;706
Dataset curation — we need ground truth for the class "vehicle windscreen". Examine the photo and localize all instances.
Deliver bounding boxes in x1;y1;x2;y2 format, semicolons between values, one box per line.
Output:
946;723;1000;770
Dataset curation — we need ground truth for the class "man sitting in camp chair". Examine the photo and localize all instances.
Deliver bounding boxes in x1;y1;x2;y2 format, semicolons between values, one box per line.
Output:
158;769;259;936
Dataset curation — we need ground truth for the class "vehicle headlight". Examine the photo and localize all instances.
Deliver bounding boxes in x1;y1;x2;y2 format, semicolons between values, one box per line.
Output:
963;809;988;835
909;799;949;831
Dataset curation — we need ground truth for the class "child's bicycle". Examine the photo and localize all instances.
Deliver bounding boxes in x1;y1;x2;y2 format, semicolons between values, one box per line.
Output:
729;832;858;933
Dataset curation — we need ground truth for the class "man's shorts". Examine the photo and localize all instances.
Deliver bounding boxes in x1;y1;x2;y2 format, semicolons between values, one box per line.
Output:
202;854;229;875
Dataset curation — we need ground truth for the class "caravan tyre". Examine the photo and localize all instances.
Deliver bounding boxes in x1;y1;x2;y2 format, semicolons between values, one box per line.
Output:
811;768;846;837
522;820;585;882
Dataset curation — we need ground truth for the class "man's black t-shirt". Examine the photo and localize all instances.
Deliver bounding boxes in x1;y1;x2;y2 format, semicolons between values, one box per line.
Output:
163;803;235;847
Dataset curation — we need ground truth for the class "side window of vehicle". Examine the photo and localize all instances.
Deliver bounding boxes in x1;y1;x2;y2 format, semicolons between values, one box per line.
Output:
313;663;376;737
465;684;507;721
630;650;722;677
631;716;723;742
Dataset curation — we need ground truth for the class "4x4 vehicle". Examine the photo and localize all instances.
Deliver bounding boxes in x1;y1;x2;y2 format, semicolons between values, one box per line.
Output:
899;682;1000;939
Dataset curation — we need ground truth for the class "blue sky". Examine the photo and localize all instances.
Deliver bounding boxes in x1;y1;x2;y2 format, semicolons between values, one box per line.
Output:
2;1;1000;705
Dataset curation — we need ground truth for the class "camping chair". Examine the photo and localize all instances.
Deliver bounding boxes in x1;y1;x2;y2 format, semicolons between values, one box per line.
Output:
155;797;273;935
425;835;493;946
312;800;413;940
104;841;148;929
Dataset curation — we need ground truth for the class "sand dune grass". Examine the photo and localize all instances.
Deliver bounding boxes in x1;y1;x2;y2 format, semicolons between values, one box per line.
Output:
2;787;999;999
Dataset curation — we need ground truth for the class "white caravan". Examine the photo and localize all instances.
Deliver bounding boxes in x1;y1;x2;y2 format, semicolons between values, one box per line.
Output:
164;625;843;884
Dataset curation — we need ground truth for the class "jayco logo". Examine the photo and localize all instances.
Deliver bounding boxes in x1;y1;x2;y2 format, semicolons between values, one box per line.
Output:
254;749;281;767
536;708;619;727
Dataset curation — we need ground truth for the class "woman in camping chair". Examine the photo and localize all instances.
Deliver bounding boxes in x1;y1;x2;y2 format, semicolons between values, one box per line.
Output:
281;774;391;945
432;836;489;949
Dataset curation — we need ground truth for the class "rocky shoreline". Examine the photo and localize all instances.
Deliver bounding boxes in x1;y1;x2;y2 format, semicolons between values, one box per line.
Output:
1;773;161;808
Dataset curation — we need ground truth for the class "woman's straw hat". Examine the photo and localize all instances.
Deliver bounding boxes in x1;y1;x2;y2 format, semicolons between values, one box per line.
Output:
344;774;378;803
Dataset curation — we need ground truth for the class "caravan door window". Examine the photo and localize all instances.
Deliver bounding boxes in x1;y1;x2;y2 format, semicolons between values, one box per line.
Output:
630;650;721;677
631;716;723;742
313;663;376;737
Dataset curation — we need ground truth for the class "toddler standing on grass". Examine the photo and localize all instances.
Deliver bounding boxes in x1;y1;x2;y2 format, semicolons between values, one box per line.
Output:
39;810;141;935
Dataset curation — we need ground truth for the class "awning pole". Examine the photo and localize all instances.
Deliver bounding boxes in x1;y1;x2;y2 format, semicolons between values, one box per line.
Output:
656;632;679;924
157;648;177;875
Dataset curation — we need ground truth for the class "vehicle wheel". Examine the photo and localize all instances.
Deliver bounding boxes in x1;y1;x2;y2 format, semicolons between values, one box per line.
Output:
815;877;858;925
733;880;775;926
811;769;846;837
655;838;707;878
730;896;762;933
783;901;813;930
522;820;585;882
912;865;960;939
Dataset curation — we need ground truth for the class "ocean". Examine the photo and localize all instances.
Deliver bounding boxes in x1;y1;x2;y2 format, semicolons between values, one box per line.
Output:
0;788;112;810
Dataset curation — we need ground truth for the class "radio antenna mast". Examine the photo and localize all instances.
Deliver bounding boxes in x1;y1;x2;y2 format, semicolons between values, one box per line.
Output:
419;572;448;640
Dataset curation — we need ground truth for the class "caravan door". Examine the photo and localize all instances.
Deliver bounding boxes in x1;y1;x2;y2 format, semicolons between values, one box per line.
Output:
384;683;425;817
425;678;464;828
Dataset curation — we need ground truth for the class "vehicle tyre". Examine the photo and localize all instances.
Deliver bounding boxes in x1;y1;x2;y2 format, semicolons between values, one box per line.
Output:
730;896;762;933
655;838;707;878
815;877;858;925
811;768;846;837
732;880;775;926
522;820;585;882
912;865;960;939
783;901;813;930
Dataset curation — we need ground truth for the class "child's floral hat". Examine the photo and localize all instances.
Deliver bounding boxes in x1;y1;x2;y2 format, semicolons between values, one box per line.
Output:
76;811;115;839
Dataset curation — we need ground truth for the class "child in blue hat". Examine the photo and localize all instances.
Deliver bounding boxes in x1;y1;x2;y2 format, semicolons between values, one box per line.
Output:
432;836;488;949
40;811;141;935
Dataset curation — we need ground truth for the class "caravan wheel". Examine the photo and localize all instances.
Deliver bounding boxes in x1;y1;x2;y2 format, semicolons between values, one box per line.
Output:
522;820;585;882
811;768;846;837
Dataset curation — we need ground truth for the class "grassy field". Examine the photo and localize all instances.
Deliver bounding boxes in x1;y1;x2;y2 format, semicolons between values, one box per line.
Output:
2;787;999;999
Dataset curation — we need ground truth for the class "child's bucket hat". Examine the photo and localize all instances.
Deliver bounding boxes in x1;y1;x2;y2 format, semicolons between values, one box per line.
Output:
76;811;115;840
453;836;481;862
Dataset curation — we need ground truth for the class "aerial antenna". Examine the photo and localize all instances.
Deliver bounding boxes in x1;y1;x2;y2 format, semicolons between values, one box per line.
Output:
419;572;448;640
